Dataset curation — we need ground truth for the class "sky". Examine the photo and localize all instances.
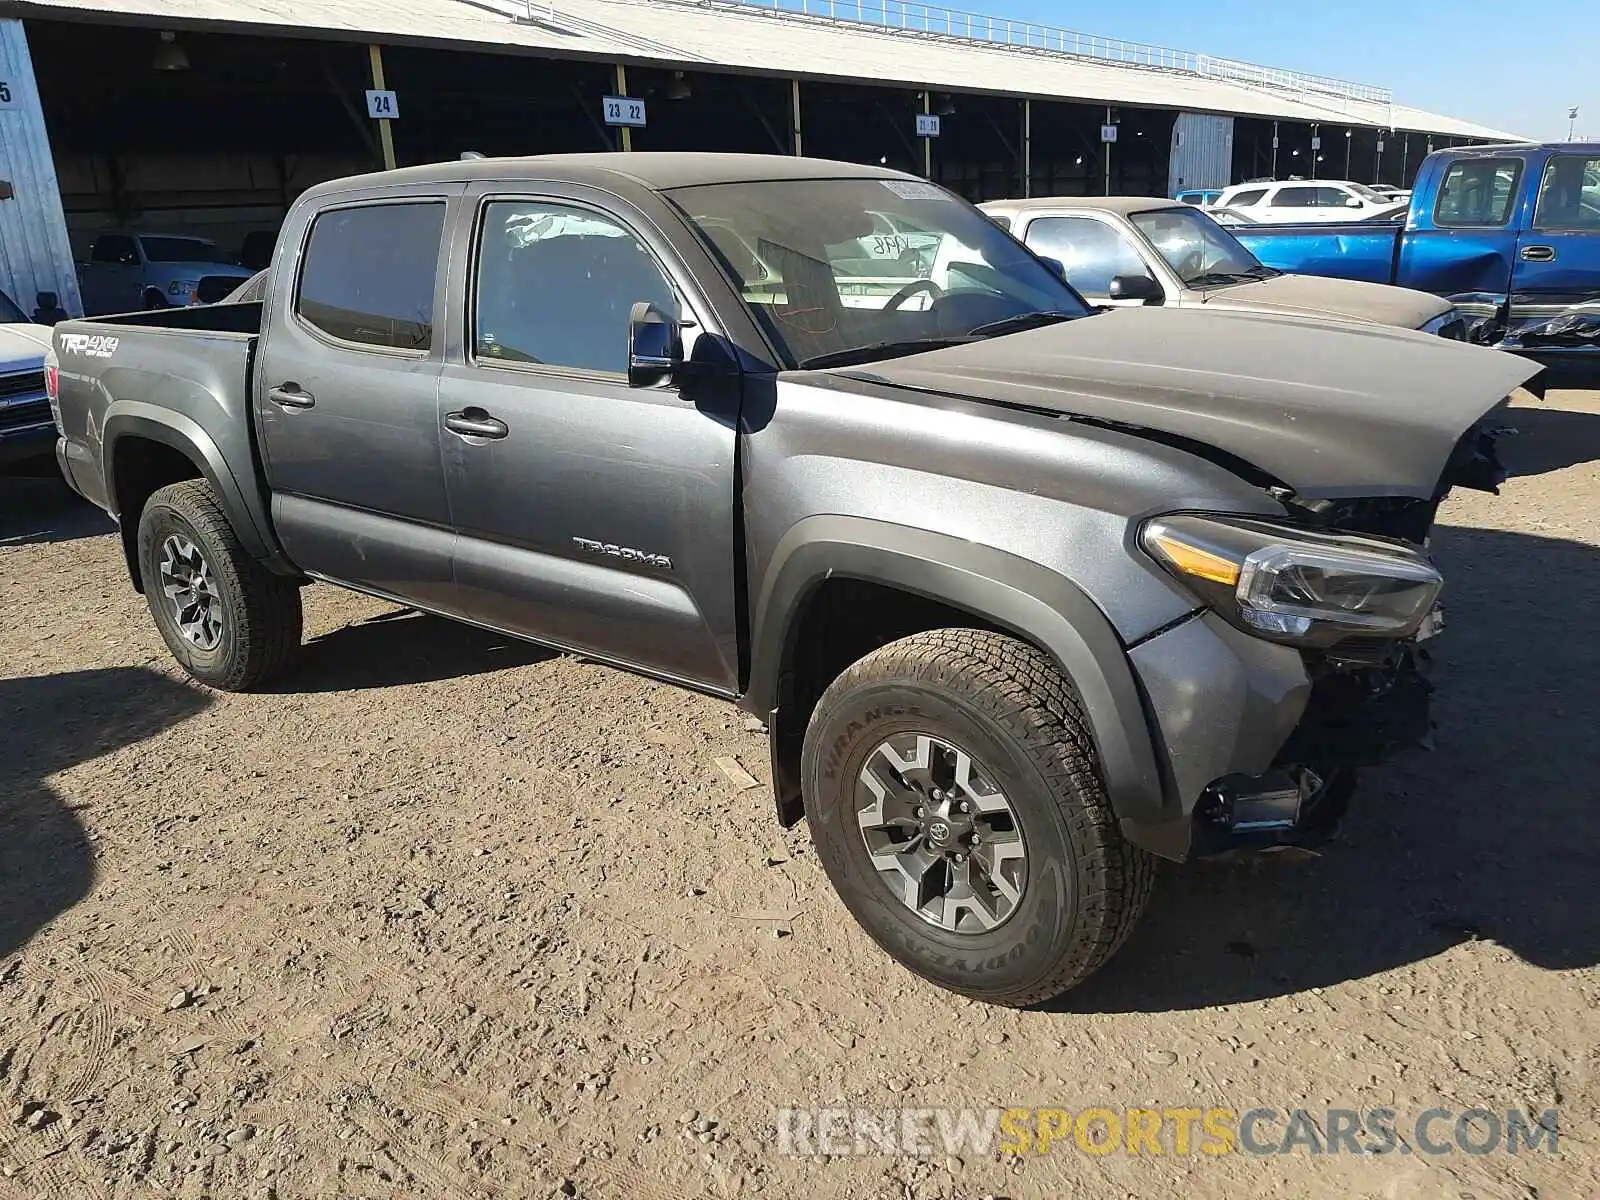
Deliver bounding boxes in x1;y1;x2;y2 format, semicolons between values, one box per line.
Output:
959;0;1597;140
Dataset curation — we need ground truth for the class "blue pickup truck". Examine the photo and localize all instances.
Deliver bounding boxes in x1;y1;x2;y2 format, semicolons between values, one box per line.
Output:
1233;143;1600;382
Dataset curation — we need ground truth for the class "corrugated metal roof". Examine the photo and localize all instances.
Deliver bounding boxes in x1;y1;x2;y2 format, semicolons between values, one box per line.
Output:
0;0;1524;140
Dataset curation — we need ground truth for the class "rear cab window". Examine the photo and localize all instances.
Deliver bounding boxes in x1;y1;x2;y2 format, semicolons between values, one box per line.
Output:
295;201;447;352
1434;158;1524;227
1533;154;1600;230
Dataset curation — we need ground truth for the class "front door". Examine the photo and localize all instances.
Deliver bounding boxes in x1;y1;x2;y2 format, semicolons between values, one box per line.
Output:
1020;214;1163;307
436;189;741;693
1509;151;1600;366
254;193;461;611
1396;154;1525;328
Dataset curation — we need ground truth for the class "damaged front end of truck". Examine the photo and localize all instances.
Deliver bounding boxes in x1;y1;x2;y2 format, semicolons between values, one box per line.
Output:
1158;395;1529;857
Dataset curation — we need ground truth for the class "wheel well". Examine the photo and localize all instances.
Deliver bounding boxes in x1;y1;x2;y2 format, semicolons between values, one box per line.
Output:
770;578;1008;826
112;437;203;592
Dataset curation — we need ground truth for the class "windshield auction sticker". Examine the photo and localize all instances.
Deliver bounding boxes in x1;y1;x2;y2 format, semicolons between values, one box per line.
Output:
879;181;952;201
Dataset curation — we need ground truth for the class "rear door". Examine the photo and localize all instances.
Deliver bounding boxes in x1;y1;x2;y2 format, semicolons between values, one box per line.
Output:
1396;154;1525;324
435;186;741;692
1509;151;1600;363
254;190;463;610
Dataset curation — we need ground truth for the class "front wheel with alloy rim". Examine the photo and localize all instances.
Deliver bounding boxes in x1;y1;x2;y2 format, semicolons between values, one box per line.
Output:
801;628;1154;1006
137;479;303;691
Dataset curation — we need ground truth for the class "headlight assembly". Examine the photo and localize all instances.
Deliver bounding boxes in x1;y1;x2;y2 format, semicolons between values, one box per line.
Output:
1141;514;1443;646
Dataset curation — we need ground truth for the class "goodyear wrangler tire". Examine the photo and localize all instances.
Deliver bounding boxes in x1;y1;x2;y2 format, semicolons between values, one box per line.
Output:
137;479;302;691
801;628;1154;1007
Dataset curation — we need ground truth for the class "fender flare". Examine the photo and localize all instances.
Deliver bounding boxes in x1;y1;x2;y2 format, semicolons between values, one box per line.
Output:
102;404;282;566
746;515;1172;828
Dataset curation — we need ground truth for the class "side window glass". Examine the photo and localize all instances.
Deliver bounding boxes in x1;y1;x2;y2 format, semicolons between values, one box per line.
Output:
297;202;445;351
1273;188;1316;208
474;201;678;374
1024;217;1147;298
1534;155;1600;230
1318;187;1353;207
1229;189;1266;207
1435;159;1523;227
93;235;137;265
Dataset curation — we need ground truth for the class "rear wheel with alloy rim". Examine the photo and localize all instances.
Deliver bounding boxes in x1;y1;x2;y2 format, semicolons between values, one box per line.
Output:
802;628;1154;1006
137;479;303;691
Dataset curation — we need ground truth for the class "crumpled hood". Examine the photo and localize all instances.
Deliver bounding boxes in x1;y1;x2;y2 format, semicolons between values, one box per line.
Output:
1197;273;1451;330
834;306;1542;499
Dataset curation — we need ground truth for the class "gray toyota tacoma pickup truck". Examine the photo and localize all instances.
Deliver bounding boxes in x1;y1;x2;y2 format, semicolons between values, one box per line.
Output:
46;153;1539;1007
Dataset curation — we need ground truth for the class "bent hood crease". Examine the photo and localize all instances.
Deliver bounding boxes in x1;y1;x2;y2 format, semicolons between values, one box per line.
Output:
829;306;1541;499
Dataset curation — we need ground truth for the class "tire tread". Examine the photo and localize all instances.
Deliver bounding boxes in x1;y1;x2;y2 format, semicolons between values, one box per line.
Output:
140;480;301;691
811;628;1155;1006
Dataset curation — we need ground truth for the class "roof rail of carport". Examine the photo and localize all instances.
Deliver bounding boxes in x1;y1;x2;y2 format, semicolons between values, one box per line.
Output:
0;0;1527;140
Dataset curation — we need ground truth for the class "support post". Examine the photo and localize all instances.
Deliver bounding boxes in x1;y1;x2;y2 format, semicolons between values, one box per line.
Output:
791;78;802;156
1022;98;1031;197
1271;119;1279;179
922;90;932;178
615;63;632;152
1104;105;1112;196
368;44;396;171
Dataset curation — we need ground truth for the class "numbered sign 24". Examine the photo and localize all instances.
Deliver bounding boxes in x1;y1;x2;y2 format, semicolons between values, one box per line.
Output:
603;96;647;128
366;90;399;120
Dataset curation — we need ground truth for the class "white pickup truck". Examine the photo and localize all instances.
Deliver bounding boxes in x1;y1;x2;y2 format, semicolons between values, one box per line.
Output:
76;233;254;316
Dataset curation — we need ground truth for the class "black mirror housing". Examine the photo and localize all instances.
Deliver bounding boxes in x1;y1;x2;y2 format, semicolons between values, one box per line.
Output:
628;300;683;388
1108;273;1163;304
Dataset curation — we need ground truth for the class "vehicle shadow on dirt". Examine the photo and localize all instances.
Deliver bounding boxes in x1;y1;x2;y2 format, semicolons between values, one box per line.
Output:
0;472;115;547
275;607;556;693
0;667;210;959
1054;522;1600;1014
1500;403;1600;477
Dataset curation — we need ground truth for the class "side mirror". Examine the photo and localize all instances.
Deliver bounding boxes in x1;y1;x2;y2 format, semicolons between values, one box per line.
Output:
1108;273;1164;304
1345;196;1364;208
628;300;683;388
1035;254;1068;281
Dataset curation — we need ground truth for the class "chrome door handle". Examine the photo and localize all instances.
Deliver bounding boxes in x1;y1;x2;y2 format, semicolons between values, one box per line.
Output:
1520;245;1556;263
268;385;315;409
444;409;509;440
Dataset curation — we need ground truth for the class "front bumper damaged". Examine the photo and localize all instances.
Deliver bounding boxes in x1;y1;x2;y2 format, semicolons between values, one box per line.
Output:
1121;610;1437;861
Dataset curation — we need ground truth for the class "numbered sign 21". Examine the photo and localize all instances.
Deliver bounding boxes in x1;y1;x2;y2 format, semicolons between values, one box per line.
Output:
366;90;399;120
603;96;647;128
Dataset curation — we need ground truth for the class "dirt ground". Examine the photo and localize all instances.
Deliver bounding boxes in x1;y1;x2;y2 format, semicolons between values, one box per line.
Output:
2;391;1598;1200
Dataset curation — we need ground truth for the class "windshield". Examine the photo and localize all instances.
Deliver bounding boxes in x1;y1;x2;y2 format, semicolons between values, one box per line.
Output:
1129;207;1266;287
670;178;1091;368
0;290;27;323
141;236;221;264
1347;182;1387;203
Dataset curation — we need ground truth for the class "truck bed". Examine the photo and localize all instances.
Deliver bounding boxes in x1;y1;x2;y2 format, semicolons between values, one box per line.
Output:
52;301;265;519
1232;222;1404;286
73;300;264;336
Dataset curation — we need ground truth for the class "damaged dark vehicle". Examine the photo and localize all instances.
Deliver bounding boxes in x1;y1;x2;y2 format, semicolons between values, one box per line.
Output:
45;154;1541;1006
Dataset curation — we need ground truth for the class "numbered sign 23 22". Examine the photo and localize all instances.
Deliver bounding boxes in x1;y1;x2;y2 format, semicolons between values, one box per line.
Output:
603;96;647;128
366;89;399;120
